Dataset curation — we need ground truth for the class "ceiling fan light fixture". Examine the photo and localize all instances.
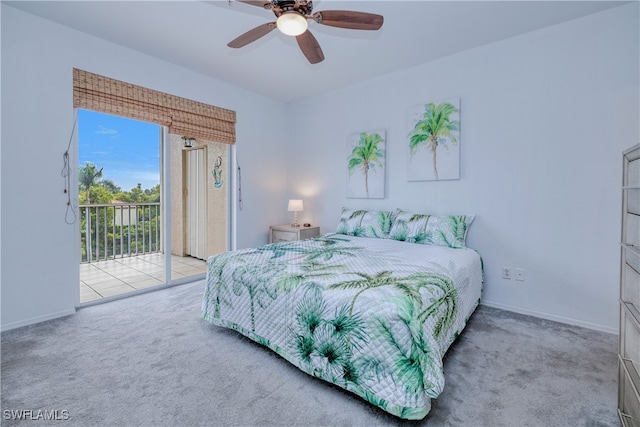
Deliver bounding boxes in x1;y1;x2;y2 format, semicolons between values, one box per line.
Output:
277;11;308;36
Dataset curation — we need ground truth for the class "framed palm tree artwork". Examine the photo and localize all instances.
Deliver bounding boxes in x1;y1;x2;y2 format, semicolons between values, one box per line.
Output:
407;98;460;181
346;129;386;199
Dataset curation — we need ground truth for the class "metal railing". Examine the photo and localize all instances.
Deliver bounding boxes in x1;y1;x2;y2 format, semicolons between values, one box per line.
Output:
80;202;161;263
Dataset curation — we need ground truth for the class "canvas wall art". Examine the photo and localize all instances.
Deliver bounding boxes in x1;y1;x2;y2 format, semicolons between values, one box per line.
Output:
407;98;460;181
346;129;386;199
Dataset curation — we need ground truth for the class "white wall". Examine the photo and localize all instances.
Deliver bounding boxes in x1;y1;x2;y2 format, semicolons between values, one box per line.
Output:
0;5;289;330
286;4;639;333
2;3;637;333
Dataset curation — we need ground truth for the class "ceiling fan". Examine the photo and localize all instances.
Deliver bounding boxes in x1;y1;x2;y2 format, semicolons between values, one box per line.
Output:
227;0;384;64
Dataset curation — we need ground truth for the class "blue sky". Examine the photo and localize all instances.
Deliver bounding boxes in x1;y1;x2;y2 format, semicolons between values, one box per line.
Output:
78;109;160;192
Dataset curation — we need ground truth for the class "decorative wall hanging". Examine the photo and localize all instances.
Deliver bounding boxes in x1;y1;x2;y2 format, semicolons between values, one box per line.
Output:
212;155;223;188
346;129;386;199
407;98;460;181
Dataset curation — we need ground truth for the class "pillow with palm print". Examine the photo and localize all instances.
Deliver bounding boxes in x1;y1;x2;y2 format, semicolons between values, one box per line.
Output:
359;210;396;239
388;210;431;243
389;210;475;248
425;214;475;248
335;208;367;236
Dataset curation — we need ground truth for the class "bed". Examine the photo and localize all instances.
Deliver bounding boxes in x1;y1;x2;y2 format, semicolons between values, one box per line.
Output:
201;209;483;420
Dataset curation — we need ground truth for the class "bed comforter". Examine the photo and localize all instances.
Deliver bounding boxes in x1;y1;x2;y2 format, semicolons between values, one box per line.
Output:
201;233;483;420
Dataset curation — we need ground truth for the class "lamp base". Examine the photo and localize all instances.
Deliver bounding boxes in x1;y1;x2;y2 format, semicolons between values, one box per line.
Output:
291;211;300;228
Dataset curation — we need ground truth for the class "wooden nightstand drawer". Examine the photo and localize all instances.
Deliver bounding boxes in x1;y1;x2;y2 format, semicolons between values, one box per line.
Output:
298;227;320;241
272;230;298;242
269;225;320;243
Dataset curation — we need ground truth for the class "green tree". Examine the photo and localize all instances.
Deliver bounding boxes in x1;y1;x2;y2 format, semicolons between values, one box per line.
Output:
145;184;161;202
348;132;384;197
98;179;121;194
409;102;459;180
129;183;145;202
78;162;103;203
115;183;149;203
89;186;114;204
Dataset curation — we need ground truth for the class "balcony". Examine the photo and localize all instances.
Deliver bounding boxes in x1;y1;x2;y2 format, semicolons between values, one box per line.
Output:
80;253;206;303
79;202;207;303
80;202;162;263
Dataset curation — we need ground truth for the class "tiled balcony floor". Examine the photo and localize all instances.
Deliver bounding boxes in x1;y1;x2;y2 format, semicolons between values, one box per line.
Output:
80;253;207;303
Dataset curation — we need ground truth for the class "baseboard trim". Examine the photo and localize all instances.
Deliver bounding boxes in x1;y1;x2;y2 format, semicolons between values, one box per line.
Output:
1;308;76;332
480;300;618;335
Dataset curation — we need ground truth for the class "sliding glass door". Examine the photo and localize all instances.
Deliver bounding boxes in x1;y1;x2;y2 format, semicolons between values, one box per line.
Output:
78;110;228;304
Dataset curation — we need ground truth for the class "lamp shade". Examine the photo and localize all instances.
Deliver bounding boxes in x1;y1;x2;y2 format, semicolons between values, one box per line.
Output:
287;199;303;212
277;11;308;36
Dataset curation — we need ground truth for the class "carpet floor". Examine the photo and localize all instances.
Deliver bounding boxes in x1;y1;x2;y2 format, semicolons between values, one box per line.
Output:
1;280;618;426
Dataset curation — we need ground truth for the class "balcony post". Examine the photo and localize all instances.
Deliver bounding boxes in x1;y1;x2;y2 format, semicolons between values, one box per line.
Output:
85;205;92;262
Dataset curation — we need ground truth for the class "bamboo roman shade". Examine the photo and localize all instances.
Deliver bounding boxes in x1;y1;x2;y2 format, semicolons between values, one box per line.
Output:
73;68;236;144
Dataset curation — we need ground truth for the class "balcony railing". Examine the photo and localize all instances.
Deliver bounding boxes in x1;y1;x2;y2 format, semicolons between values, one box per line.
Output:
80;202;161;263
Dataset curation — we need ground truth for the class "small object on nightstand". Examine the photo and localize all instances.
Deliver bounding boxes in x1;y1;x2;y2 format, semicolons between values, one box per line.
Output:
303;223;311;227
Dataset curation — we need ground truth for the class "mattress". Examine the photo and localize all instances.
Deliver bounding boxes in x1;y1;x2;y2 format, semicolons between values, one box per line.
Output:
201;233;483;419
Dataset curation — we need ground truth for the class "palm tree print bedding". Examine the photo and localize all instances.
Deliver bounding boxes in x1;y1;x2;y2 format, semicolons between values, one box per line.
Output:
201;234;483;420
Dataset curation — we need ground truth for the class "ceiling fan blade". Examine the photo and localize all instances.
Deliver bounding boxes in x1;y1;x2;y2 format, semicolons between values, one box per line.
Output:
296;30;324;64
236;1;271;8
313;10;384;30
227;23;276;48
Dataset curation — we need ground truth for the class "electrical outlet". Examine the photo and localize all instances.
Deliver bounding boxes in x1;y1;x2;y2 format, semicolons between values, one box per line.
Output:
515;268;525;281
502;267;512;280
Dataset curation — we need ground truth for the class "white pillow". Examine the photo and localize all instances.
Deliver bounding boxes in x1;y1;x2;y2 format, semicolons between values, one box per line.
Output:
388;210;431;243
335;208;367;236
389;209;474;248
360;210;396;238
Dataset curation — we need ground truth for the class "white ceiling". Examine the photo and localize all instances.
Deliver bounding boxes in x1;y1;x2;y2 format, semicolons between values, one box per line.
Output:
5;0;629;103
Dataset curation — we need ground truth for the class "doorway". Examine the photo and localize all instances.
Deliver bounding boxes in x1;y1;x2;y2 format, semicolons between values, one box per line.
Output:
169;134;229;282
184;146;207;260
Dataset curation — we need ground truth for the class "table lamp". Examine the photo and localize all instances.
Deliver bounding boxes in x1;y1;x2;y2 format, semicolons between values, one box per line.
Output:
288;199;303;227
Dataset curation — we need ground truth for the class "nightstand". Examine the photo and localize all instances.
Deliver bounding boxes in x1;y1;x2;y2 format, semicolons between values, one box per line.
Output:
269;224;320;243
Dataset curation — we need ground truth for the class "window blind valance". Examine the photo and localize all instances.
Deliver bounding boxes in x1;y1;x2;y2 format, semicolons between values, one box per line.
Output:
73;68;236;144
